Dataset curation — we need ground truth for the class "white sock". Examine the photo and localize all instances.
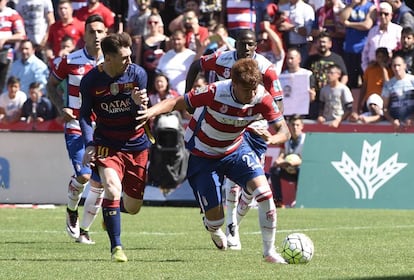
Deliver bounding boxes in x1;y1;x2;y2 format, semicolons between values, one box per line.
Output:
80;186;104;231
224;179;240;228
253;185;277;256
236;189;253;225
67;177;86;211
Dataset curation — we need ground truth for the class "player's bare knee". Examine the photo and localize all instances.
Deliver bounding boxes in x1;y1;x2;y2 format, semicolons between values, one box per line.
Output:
125;205;141;215
76;174;90;184
123;199;143;215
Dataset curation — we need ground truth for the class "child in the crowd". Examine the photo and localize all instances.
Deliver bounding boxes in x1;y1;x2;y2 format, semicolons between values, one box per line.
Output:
21;82;57;123
0;76;27;124
317;64;353;128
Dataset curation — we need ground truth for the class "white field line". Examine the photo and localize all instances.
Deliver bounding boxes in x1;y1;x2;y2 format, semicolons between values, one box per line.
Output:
1;224;414;236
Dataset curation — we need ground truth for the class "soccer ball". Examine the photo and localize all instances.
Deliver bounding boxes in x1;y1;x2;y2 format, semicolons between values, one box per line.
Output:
281;233;314;264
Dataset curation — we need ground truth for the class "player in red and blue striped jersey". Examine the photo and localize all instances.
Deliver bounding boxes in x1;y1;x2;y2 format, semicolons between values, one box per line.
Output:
79;32;150;262
137;58;290;264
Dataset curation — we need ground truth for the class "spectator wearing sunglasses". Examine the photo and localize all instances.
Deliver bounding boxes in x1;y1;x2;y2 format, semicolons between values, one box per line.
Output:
361;1;402;71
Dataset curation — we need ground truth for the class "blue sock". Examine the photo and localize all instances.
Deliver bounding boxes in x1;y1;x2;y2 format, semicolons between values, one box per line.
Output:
120;197;127;213
102;207;121;251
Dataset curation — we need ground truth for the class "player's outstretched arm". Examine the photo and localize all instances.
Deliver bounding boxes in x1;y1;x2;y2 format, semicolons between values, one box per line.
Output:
135;96;187;130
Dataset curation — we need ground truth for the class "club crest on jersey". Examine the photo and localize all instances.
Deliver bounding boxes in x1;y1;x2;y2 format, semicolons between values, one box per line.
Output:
219;104;228;113
123;83;134;93
78;66;85;75
110;83;119;95
223;68;231;79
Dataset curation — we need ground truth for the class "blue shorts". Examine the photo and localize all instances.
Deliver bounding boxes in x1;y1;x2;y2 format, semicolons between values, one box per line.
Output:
187;140;264;212
243;130;267;161
65;133;91;177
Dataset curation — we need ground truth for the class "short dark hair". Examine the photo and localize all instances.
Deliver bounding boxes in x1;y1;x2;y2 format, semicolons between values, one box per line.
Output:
401;26;414;36
236;29;256;41
61;34;74;43
20;39;34;48
7;76;20;86
375;47;389;56
101;32;132;56
289;114;303;125
58;0;72;5
171;29;185;38
327;64;342;75
29;82;41;90
317;31;332;41
85;14;105;27
392;51;405;61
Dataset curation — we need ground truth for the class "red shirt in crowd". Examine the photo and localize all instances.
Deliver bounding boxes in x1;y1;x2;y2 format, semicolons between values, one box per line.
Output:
74;2;115;29
48;18;84;57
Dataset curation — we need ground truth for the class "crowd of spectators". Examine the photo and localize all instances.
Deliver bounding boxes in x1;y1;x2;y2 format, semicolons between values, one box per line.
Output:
1;0;414;129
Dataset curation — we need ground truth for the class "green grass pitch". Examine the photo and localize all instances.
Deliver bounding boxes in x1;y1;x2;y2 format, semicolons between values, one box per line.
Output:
1;206;414;280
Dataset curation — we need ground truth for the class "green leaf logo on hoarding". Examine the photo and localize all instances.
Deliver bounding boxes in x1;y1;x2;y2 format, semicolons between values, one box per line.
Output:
331;141;407;200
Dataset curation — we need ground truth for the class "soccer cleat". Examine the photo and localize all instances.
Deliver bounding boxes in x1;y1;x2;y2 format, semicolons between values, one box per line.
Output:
210;228;227;250
264;251;288;264
66;208;80;239
111;246;128;262
226;223;241;250
76;230;95;245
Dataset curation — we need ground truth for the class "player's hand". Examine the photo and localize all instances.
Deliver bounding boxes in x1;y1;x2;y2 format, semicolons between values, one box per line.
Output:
251;127;272;143
83;145;96;167
131;88;148;107
62;108;76;122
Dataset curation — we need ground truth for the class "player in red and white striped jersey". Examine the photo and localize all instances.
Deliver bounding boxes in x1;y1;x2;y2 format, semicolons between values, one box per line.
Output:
186;29;284;249
137;58;290;264
47;15;107;245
